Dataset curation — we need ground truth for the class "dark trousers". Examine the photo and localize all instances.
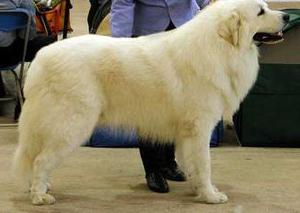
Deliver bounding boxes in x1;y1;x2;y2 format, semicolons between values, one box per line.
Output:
0;35;57;67
138;21;176;176
139;138;176;175
88;0;102;31
0;35;56;118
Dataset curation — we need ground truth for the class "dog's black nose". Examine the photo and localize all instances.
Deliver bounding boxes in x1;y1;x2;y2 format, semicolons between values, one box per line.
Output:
283;13;290;23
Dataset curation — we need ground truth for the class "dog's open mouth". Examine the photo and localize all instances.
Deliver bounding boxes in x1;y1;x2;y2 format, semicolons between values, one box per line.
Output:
253;31;284;44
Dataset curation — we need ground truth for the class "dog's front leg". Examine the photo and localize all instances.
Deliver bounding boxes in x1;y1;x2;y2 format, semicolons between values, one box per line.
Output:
178;121;228;204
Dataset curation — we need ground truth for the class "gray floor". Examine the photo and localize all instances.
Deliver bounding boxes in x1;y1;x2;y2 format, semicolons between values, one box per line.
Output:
1;127;299;213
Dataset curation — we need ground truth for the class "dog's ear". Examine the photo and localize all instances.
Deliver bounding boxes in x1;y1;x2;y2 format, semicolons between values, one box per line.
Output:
218;11;241;46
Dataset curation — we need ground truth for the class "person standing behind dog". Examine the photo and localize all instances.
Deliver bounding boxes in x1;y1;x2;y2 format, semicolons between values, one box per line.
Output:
111;0;210;193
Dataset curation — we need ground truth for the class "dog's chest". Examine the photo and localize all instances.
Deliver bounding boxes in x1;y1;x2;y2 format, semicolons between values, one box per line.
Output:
232;48;260;101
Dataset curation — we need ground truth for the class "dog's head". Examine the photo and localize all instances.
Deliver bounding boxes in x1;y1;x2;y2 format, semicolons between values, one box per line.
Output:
216;0;289;46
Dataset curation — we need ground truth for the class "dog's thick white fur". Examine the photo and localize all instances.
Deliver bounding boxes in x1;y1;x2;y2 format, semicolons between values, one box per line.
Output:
13;0;286;205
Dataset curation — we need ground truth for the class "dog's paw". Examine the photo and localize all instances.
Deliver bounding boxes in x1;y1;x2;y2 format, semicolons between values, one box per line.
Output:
31;193;56;205
195;190;228;204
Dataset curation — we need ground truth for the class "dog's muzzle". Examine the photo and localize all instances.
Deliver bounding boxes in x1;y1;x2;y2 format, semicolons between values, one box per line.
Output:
253;13;290;44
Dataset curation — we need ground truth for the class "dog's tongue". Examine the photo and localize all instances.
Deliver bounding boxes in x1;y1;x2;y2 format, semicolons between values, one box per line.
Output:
253;31;284;44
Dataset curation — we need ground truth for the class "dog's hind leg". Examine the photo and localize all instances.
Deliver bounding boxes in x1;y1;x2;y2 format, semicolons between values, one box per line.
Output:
30;149;61;205
30;113;100;205
177;119;228;204
28;97;101;205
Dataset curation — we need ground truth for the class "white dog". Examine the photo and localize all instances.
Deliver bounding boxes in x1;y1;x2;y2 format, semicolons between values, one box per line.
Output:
13;0;288;205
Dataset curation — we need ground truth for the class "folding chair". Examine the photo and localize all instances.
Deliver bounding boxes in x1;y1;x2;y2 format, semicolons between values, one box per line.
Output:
0;9;31;125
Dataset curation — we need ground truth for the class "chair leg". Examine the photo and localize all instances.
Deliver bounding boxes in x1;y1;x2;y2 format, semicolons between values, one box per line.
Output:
15;76;24;106
9;70;24;119
0;72;6;97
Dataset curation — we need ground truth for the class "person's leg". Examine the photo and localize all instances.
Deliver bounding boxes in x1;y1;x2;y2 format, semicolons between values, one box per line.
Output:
139;139;160;174
0;35;56;67
4;35;56;120
0;39;23;67
25;35;57;62
88;0;101;31
138;137;169;193
0;39;24;119
161;143;186;181
0;44;19;96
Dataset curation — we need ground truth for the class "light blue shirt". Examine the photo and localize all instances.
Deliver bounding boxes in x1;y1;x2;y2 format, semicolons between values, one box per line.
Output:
0;0;36;47
111;0;209;37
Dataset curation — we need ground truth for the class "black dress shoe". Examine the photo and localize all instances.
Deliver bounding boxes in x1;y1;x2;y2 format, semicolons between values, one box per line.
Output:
161;162;186;182
146;172;169;193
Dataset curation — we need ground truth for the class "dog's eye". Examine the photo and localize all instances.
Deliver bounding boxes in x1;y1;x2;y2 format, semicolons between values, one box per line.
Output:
258;8;265;16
